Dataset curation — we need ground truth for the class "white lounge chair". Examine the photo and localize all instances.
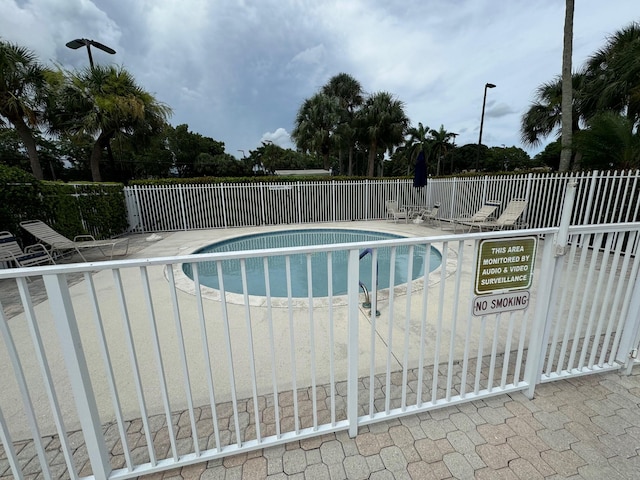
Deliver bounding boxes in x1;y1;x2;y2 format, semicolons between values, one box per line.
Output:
385;200;409;223
0;231;55;267
20;220;129;261
412;203;441;225
459;199;528;231
452;201;501;232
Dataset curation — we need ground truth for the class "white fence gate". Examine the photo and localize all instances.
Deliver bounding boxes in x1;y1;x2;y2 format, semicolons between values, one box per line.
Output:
2;218;640;478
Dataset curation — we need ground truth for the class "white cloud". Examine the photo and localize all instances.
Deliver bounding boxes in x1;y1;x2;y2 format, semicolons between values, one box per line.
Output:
261;128;294;150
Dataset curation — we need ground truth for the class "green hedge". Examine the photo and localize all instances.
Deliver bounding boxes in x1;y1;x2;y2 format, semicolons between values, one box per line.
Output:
0;164;47;237
40;183;128;239
0;164;128;244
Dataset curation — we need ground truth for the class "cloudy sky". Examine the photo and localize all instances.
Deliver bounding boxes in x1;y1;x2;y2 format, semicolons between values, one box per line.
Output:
2;0;639;158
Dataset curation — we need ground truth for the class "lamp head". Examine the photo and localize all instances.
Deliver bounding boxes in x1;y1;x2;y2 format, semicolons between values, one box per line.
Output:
486;83;496;88
65;39;87;49
65;38;115;55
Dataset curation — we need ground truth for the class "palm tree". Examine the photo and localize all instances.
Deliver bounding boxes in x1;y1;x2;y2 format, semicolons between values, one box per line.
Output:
321;73;364;175
51;65;171;181
559;0;575;172
357;92;409;177
404;122;432;175
520;74;585;147
0;41;49;179
576;112;640;170
291;93;340;170
583;21;640;125
429;125;456;175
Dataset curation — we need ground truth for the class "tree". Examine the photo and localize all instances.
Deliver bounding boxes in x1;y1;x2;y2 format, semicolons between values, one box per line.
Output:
583;22;640;126
167;124;225;177
576;112;640;170
485;146;533;172
429;125;456;175
357;91;409;177
291;93;340;169
404;122;432;175
0;41;50;180
448;144;481;172
51;65;171;181
0;127;28;168
521;74;586;147
321;73;364;175
534;140;562;170
559;0;575;172
521;74;586;170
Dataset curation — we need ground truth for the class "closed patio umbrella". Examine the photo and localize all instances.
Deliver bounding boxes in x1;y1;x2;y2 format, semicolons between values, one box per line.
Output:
413;151;427;188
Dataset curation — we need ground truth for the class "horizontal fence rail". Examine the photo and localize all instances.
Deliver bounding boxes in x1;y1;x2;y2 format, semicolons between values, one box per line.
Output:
124;170;640;233
1;223;640;479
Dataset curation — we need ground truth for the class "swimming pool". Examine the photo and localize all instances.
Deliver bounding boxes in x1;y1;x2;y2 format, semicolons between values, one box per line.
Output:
182;229;442;298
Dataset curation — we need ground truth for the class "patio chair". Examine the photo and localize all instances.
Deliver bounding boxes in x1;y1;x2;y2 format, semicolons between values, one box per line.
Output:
412;203;441;225
452;201;501;232
0;231;55;267
385;200;409;223
460;199;528;231
20;220;129;261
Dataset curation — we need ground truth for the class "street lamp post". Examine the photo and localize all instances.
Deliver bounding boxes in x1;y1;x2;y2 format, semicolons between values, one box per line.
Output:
66;39;117;179
65;38;116;68
476;82;496;171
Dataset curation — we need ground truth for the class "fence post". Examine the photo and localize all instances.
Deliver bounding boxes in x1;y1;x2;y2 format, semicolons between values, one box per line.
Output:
43;273;111;480
524;173;534;226
522;232;557;398
554;181;577;256
332;180;336;222
365;180;370;220
221;184;228;228
179;184;188;230
133;185;145;233
347;249;360;437
580;170;599;225
449;177;457;220
618;270;640;374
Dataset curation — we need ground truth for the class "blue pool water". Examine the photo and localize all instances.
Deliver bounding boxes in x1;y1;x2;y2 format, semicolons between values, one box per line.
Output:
182;229;442;298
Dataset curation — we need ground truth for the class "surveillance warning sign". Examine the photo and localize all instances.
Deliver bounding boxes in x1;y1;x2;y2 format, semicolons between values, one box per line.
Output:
475;237;537;296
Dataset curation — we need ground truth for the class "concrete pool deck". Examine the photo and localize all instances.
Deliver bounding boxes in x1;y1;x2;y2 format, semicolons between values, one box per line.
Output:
2;221;639;479
1;221;456;438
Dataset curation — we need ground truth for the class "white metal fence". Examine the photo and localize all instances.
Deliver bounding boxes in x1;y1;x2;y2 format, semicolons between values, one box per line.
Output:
2;219;640;479
124;170;640;232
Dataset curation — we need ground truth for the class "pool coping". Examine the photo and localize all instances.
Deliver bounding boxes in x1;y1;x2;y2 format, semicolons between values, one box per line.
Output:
168;225;458;308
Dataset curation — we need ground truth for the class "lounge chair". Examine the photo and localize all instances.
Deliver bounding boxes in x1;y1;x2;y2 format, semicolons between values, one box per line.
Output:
20;220;129;261
459;199;528;231
412;203;441;225
452;201;501;232
0;231;55;267
385;200;409;223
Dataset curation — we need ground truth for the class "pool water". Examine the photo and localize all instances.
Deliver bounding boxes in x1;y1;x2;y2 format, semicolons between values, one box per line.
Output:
182;229;442;298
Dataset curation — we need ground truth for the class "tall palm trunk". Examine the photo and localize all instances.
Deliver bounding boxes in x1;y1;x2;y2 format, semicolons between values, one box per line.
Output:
559;0;574;172
367;141;377;177
90;131;113;182
13;117;43;180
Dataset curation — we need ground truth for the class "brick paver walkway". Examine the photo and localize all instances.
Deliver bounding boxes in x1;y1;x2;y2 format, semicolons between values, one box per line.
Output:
147;369;640;479
3;368;638;479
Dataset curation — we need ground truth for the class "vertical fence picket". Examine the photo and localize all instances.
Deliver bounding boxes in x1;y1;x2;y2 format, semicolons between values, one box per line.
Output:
16;277;79;479
0;297;52;480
